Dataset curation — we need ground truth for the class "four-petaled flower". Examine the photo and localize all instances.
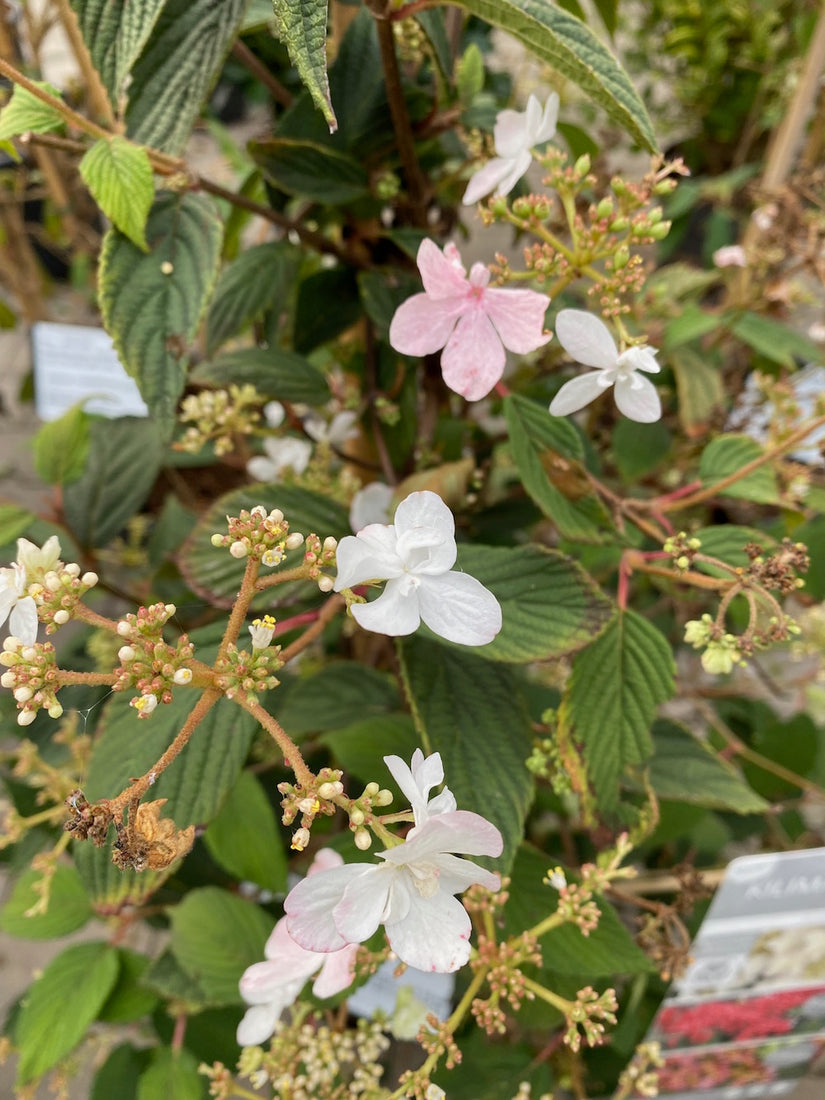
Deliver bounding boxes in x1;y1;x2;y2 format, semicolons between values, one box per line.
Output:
285;751;502;973
247;436;313;482
462;92;559;206
549;309;662;423
237;848;358;1046
334;489;502;646
0;536;61;646
389;239;551;401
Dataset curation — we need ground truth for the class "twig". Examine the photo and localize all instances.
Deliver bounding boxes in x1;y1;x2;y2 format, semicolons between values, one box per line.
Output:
53;0;115;126
232;40;293;107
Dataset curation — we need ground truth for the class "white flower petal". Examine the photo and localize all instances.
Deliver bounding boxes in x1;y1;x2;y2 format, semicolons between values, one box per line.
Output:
9;596;38;646
429;851;501;895
618;345;661;375
549;371;611;417
385;887;473;972
393;491;454;543
462;157;517;205
350;577;422;637
236;1001;287;1047
382;810;503;863
239;957;315;1006
613;373;662;423
312;943;358;998
285;863;374;953
490;148;533;197
494;107;530;159
555;309;619;370
535;92;560;144
417;571;501;646
349;483;394;533
394;491;457;575
333;865;394;943
263;401;285;428
384;749;445;826
246;456;278;482
333;527;403;590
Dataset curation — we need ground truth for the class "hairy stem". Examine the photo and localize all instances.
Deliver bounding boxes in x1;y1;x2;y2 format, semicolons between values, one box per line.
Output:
233;694;314;789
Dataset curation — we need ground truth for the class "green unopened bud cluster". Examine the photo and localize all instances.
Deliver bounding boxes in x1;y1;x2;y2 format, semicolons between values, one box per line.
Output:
0;637;63;725
684;614;745;674
664;531;702;571
28;562;99;633
213;640;282;705
176;384;263;456
211;506;304;567
113;603;194;715
279;767;345;851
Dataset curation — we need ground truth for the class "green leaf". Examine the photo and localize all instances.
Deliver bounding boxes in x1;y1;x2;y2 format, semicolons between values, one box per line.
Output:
15;942;120;1085
563;610;675;810
271;0;336;132
698;434;779;504
663;304;723;349
252;137;369;203
358;268;423;339
294;266;361;354
99;192;223;434
62;417;163;548
79;137;154;250
729;311;822;367
399;638;534;875
278;663;399;737
793;515;825;600
98;949;159;1023
206;242;301;354
453;0;657;151
70;0;165;106
137;1047;206;1100
179;484;348;609
204;771;287;892
648;720;769;813
140;950;216;1011
125;0;248;155
169;888;272;1004
0;864;91;939
0;81;65;142
670;346;725;437
611;418;672;481
320;714;419;785
456;42;485;106
453;544;612;662
91;1044;152;1100
0;504;35;545
190;348;331;405
32;403;91;486
504;394;612;542
85;692;257;828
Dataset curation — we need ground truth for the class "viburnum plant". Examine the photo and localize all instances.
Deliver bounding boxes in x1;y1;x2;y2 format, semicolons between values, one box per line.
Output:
0;1;824;1098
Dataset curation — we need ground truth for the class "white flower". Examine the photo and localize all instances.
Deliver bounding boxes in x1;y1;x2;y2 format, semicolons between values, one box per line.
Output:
549;309;662;423
247;436;313;482
462;92;559;205
349;482;394;532
385;749;456;825
333;490;502;646
304;410;359;447
237;849;358;1046
285;753;502;973
16;536;62;576
0;564;37;646
713;245;747;268
248;615;276;650
263;401;286;428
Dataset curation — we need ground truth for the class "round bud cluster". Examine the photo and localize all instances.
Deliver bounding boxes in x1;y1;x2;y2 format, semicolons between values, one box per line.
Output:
28;563;99;634
684;614;746;675
470;932;542;1036
563;986;618;1052
663;531;702;572
213;641;282;705
554;879;601;937
345;780;394;850
210;506;304;567
176;383;262;456
113;603;194;716
302;533;338;589
0;637;63;725
279;767;344;849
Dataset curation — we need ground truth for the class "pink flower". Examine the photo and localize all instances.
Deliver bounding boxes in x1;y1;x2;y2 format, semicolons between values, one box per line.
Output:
236;848;358;1046
389;239;551;401
713;245;747;268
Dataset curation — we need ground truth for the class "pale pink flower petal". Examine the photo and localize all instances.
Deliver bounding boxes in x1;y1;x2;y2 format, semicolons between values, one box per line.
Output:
462;157;518;205
555;309;619;370
334;524;402;590
549;372;611;417
351;577;423;637
484;286;551;354
381;810;503;863
385;886;474;973
441;310;506;401
613;372;662;423
416;238;467;298
285;863;373;953
307;848;345;876
417;570;503;646
388;293;465;356
311;943;358;998
239;958;313;1005
332;866;394;944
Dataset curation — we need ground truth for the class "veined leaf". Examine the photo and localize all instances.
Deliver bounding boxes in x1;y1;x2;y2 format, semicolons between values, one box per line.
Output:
399;638;534;875
79;137;154;250
729;311;822;368
0;81;65;142
32;403;90;486
252;137;370;204
698;434;779;504
70;0;165;106
190;348;331;405
204;771;288;892
0;504;35;545
671;346;725;438
125;0;248;155
277;663;399;737
453;0;657;151
99;192;223;435
0;865;91;940
206;241;301;354
562;610;675;810
137;1048;205;1100
271;0;335;131
91;1044;152;1100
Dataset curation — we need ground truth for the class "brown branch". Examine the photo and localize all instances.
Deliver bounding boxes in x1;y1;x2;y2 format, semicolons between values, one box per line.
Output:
279;594;346;663
232;40;293;107
53;0;115;126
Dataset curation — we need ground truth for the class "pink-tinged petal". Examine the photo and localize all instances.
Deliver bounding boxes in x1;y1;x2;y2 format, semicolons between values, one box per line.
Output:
285;863;373;953
394;491;457;575
307;848;344;877
555;309;618;370
427;788;457;816
382;810;503;862
416;238;468;298
386;888;473;972
333;864;394;943
483;286;551;354
441;310;506;401
491;149;533;198
350;577;422;637
494;107;530;159
389;293;464;357
312;942;358;998
417;571;502;646
430;852;501;895
262;918;323;974
240;957;316;1005
549;372;611;417
236;1001;286;1046
462;157;516;205
534;92;560;144
333;527;402;590
613;373;662;423
9;596;38;646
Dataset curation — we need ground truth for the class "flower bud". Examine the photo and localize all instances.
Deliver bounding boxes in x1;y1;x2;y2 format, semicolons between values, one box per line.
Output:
595;198;613;220
48;702;63;719
647;221;671;240
118;645;136;662
117;620;132;637
17;709;36;727
374;788;394;806
291;827;310;851
173;668;193;685
318;576;334;593
229;541;248;559
64;563;80;577
323;536;338;553
285;533;304;550
21;647;36;662
44;573;61;592
1;671;15;688
354;827;372;851
269;509;284;525
53;609;70;625
574;154;591;177
350;808;365;827
81;572;98;587
364;782;380;798
318;781;343;800
13;686;32;702
3;636;21;653
612;246;630;270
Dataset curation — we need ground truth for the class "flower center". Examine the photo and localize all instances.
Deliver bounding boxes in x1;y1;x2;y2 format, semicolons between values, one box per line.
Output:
406;860;441;899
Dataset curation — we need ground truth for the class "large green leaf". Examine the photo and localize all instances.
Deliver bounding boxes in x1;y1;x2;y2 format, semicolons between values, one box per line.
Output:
0;865;91;939
190;348;331;405
320;714;419;785
698;434;779;504
399;638;534;875
271;0;335;131
99;192;223;434
0;504;35;545
178;484;349;608
98;949;159;1024
79;137;154;251
137;1047;206;1100
0;81;65;142
729;311;822;368
62;417;163;548
454;0;657;151
204;770;288;892
454;544;612;662
125;0;248;154
648;720;769;813
91;1044;152;1100
670;346;725;436
252;138;370;204
504;394;612;541
69;0;165;105
15;942;120;1085
85;691;257;828
692;524;775;578
277;663;399;737
169;888;272;1004
562;610;675;810
32;404;90;486
205;241;301;354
